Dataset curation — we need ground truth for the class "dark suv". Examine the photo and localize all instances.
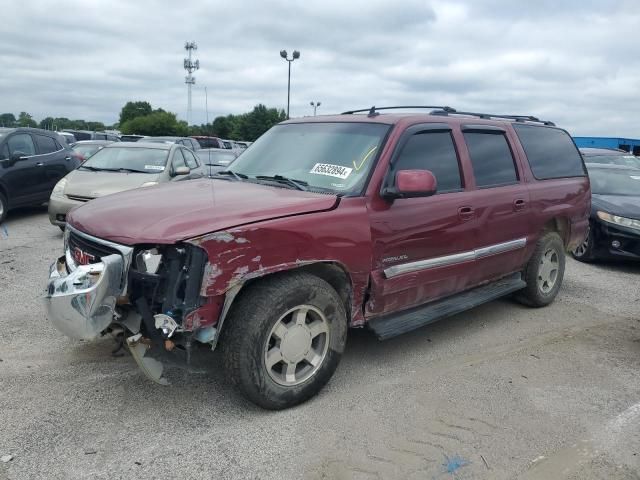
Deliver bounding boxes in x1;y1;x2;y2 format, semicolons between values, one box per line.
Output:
0;127;81;222
45;106;590;409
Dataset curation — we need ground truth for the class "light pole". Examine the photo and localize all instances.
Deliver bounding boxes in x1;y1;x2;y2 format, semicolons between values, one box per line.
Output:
280;49;300;119
310;101;321;116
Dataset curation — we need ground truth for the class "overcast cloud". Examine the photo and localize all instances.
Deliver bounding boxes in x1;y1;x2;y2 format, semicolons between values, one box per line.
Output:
0;0;638;136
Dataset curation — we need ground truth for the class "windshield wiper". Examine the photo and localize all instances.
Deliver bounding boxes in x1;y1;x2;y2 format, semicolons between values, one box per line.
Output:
115;168;149;173
215;170;248;181
255;174;308;191
78;165;104;171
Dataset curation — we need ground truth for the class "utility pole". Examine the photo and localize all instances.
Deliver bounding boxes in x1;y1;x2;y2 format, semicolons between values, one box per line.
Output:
184;41;199;126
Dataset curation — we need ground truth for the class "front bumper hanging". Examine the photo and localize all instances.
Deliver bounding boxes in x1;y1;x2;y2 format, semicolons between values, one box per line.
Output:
45;254;124;340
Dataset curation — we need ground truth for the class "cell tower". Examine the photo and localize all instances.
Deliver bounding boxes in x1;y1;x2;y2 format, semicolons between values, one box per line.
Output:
184;41;199;125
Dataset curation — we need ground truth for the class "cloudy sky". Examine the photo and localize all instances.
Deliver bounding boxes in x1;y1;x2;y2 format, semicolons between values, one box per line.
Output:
1;0;638;136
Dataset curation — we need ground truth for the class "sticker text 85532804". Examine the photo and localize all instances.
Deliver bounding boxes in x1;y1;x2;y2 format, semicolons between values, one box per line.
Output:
309;163;353;179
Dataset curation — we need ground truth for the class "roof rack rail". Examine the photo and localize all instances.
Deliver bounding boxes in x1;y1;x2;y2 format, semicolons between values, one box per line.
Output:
341;105;457;116
431;109;555;126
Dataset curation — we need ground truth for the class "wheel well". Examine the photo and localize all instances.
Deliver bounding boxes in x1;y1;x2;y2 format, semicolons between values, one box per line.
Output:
542;217;569;247
238;262;353;317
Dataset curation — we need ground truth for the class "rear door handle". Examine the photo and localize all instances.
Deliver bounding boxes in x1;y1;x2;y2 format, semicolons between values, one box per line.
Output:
458;206;475;221
36;162;44;167
513;199;526;211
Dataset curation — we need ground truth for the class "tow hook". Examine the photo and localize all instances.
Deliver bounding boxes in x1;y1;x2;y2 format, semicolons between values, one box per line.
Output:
126;333;169;386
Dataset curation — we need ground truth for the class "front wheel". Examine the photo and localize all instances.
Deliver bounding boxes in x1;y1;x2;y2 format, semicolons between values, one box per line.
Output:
516;232;566;307
221;272;347;409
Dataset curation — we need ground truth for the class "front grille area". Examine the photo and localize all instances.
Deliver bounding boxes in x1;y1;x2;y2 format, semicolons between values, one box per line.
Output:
67;230;120;266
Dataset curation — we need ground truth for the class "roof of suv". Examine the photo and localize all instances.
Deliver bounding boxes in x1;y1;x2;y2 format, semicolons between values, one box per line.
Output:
580;147;628;156
283;106;556;129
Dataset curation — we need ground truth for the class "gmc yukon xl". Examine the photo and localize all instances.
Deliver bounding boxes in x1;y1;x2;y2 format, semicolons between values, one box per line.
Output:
45;106;590;409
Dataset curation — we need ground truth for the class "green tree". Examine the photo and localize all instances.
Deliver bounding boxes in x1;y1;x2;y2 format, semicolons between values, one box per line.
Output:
86;121;106;131
39;117;55;130
119;101;153;124
0;113;16;127
17;112;37;128
120;110;187;136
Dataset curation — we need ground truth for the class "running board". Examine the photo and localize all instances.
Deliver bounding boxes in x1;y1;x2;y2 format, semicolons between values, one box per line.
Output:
367;273;526;340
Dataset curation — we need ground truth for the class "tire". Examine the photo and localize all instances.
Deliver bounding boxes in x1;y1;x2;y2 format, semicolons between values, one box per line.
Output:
0;190;7;224
571;223;594;262
221;272;348;410
516;232;566;308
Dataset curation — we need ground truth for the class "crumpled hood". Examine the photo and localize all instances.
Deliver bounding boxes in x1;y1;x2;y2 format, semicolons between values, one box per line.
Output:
64;170;161;198
67;179;339;245
593;194;640;220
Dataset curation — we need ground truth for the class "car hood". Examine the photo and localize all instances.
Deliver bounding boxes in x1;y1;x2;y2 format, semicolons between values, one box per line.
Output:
593;194;640;220
64;170;161;199
67;179;340;244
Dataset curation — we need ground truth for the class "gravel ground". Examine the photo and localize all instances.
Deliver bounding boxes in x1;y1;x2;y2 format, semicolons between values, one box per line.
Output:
1;207;639;480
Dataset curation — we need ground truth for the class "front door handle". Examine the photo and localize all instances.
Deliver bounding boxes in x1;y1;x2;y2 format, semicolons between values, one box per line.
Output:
513;199;526;211
458;206;475;221
36;162;44;167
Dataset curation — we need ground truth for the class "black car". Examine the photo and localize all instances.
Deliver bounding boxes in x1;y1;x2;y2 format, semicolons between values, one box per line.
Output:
0;127;81;222
580;147;640;169
573;163;640;262
63;130;120;142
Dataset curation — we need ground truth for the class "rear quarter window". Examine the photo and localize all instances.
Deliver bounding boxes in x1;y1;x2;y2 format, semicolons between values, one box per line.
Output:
513;124;586;179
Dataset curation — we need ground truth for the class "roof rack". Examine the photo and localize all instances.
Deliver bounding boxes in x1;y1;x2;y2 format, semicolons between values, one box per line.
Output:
429;109;555;126
341;105;555;126
341;105;456;116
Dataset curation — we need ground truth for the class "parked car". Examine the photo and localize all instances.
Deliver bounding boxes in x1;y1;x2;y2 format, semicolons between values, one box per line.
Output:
119;134;147;142
195;148;238;174
580;147;640;169
47;142;204;229
63;130;120;142
45;106;589;409
572;163;640;262
191;135;225;149
0;127;80;223
144;136;200;151
71;140;113;162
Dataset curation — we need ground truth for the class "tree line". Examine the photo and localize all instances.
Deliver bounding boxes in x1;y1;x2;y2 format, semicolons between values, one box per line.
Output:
1;102;287;142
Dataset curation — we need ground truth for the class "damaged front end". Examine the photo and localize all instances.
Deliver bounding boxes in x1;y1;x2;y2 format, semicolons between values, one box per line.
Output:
45;226;217;385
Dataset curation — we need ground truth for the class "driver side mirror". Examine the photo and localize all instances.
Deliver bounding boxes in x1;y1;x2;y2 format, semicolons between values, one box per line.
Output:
173;166;190;176
383;169;437;199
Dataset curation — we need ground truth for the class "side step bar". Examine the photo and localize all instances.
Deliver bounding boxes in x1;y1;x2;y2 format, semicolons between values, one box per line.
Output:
367;272;526;340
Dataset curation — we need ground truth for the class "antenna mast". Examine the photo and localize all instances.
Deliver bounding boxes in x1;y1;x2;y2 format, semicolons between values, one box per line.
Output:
184;41;199;126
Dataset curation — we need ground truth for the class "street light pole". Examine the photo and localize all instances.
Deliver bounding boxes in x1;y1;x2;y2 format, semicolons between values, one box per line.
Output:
310;101;321;116
280;49;300;119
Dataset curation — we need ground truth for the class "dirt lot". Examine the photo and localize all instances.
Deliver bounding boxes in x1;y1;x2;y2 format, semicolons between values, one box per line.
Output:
1;206;639;480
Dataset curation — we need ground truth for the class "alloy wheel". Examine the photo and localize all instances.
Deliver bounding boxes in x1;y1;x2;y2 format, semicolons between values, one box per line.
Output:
537;248;559;294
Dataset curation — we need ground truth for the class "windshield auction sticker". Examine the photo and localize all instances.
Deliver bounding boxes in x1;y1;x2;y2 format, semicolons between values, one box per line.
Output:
309;163;353;179
144;165;165;171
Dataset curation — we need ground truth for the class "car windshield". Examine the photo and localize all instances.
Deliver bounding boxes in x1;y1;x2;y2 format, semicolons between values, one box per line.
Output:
228;122;390;194
197;150;237;165
82;146;169;173
589;168;640;196
585;154;640;169
73;144;103;159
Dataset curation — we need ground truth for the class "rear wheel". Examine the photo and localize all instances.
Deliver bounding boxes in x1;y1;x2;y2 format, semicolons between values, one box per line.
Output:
572;224;594;262
0;191;7;224
221;272;347;410
516;232;566;307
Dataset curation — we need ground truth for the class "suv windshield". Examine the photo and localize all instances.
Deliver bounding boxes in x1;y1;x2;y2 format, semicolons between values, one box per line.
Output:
82;146;169;173
228;122;390;194
590;168;640;196
585;154;640;169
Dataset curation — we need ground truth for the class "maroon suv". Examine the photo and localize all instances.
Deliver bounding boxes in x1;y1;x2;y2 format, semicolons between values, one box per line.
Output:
45;106;590;409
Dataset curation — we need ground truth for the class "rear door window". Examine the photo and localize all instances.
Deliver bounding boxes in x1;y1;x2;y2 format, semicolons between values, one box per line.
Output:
34;134;59;154
7;134;36;156
513;124;586;179
392;131;462;193
463;132;518;187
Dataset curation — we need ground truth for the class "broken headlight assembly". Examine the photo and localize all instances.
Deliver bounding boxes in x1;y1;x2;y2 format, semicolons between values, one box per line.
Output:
135;248;163;274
